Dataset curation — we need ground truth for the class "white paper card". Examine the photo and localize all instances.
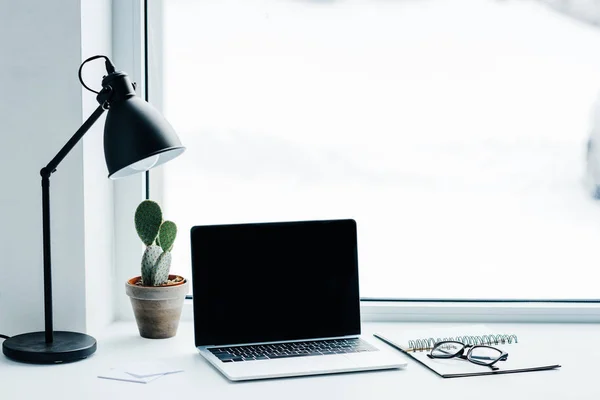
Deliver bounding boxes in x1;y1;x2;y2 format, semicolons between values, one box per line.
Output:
98;368;165;384
123;361;184;378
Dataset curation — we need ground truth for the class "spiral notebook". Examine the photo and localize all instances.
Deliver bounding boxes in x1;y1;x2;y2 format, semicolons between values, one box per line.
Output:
373;325;561;378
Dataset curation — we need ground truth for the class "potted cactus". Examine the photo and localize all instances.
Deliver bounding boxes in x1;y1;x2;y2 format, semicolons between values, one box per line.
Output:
125;200;189;339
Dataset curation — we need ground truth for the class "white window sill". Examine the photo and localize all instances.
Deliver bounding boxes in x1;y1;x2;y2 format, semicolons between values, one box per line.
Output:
178;299;600;323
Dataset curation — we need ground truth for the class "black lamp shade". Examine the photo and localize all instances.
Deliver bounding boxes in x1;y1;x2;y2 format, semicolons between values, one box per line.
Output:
104;96;185;179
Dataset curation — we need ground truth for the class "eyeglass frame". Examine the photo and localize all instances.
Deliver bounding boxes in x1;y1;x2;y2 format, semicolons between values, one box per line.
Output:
426;340;509;371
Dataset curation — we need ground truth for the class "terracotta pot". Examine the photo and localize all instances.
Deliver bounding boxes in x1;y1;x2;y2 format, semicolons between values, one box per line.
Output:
125;275;189;339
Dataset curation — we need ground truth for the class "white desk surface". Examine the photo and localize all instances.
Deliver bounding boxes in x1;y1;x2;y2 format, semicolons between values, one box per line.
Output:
2;321;598;400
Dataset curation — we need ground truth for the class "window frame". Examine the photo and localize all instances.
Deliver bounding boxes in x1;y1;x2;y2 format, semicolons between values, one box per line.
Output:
177;299;600;323
112;0;148;321
111;0;600;323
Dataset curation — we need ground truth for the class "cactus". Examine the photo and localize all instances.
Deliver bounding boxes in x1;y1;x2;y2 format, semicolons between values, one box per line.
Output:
141;245;162;286
158;221;177;252
134;200;177;286
135;200;162;246
153;252;172;285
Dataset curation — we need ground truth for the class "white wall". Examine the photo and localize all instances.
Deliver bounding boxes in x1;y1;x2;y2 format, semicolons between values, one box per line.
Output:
0;0;114;336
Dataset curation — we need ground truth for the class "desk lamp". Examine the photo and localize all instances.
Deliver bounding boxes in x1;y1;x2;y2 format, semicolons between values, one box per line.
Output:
2;55;185;364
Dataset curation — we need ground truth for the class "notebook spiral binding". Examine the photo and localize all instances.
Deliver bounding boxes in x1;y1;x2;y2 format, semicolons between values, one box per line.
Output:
408;333;518;351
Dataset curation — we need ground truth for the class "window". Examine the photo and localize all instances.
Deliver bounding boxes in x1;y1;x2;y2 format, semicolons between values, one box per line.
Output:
148;0;600;300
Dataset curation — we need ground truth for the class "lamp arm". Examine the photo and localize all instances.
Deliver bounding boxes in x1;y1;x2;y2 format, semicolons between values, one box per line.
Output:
39;103;106;343
41;104;107;178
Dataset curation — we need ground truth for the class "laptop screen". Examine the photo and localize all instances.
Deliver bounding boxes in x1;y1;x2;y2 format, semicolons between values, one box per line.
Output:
191;219;361;346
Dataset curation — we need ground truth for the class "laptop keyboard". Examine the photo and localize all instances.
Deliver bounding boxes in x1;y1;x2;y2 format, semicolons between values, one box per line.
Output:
208;338;378;363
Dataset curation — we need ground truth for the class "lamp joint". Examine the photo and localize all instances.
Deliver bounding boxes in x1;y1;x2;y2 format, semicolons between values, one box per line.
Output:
40;167;54;179
96;86;113;110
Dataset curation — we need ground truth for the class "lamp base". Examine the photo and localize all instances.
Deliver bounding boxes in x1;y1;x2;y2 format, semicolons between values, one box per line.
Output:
2;331;97;364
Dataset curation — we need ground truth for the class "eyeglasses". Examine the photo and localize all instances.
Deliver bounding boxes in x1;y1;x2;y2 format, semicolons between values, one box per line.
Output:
427;341;509;371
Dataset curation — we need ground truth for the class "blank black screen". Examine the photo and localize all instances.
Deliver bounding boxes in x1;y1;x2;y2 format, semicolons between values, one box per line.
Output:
191;219;361;346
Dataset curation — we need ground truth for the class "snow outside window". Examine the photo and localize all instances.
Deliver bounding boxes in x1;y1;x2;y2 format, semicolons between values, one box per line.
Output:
151;0;600;300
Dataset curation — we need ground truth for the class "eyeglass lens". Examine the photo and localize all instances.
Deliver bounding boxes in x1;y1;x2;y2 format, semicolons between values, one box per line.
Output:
468;346;504;366
430;341;464;358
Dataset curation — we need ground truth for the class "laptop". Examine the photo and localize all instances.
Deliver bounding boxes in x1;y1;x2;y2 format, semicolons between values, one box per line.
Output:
190;219;406;381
